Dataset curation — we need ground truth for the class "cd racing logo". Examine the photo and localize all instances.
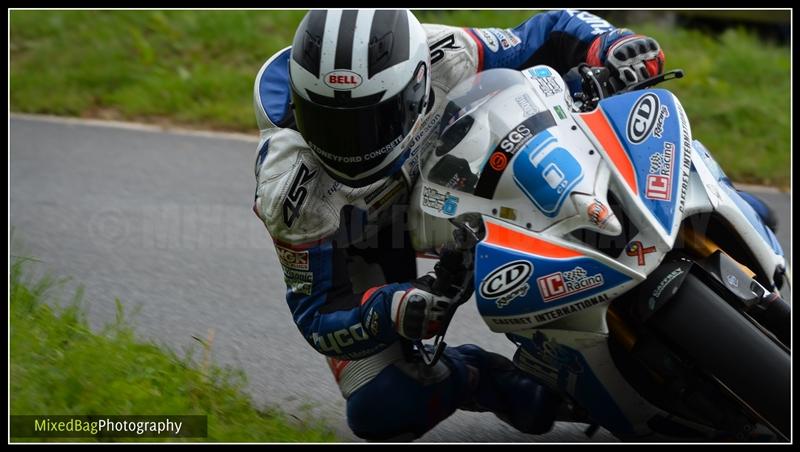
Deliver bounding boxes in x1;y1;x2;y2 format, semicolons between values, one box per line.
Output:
626;93;659;144
480;261;533;309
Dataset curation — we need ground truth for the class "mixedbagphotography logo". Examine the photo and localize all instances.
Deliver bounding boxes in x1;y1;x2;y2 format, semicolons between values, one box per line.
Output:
10;415;207;438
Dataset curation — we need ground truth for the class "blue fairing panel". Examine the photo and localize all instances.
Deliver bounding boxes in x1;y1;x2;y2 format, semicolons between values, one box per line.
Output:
596;89;689;235
474;241;631;318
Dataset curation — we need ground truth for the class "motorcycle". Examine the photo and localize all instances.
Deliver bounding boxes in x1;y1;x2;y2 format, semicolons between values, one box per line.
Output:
407;64;791;441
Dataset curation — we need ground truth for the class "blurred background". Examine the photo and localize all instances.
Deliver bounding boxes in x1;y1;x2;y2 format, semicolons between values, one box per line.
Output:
9;9;791;187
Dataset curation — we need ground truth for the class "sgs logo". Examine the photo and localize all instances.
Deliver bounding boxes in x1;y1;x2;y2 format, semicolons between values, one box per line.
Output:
500;124;533;154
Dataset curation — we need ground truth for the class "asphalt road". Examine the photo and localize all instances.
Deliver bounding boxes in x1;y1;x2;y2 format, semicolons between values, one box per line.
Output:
9;116;792;443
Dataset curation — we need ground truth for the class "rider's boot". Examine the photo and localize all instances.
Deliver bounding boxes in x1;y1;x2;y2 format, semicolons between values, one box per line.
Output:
448;344;561;435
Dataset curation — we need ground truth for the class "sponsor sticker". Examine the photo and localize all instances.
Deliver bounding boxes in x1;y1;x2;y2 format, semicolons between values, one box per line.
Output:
648;267;684;309
489;152;508;171
313;324;369;356
532;67;552;78
566;10;614;35
499;123;534;155
476;28;499;52
500;29;521;48
677;104;692;214
587;199;611;229
499;206;517;221
625;241;656;266
480;260;533;309
491;28;521;50
416;66;425;84
275;245;309;270
365;309;381;337
553;105;567;120
627;93;660;144
323;70;363;90
536;266;604;302
533;293;609;322
284;269;313;295
474;111;557;200
535;76;563;97
652;105;670;139
513;130;583;217
422;186;459;216
645;141;675;201
514;93;538;117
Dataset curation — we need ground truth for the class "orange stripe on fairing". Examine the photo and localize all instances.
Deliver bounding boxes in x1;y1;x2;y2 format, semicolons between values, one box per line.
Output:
579;109;638;193
484;219;582;259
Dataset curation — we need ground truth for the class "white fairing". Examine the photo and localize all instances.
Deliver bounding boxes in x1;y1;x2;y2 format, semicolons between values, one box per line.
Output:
409;66;786;440
411;67;683;309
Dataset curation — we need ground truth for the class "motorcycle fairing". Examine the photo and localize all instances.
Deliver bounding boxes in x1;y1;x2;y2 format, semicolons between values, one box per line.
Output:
475;217;640;331
688;139;786;283
577;89;691;246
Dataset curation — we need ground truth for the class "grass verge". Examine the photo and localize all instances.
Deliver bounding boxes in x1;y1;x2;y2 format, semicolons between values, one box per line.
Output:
9;257;337;442
9;10;790;187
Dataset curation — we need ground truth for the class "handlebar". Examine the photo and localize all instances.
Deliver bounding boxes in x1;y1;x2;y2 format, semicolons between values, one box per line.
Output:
566;64;685;112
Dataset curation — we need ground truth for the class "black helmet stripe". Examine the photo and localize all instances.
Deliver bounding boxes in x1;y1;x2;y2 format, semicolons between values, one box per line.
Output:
368;10;409;79
292;9;327;78
334;10;359;70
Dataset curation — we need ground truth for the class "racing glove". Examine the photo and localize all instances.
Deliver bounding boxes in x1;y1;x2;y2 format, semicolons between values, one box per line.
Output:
587;29;665;88
391;274;453;340
390;244;469;340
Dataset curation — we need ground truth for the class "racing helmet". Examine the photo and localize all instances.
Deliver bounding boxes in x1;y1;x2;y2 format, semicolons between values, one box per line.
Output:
289;9;432;188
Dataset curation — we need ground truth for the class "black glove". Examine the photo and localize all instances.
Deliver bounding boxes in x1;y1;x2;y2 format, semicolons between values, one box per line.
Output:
604;34;665;88
390;281;452;340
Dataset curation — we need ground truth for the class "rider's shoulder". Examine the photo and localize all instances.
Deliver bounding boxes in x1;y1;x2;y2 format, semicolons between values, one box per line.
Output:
422;23;482;91
254;132;341;245
254;46;294;131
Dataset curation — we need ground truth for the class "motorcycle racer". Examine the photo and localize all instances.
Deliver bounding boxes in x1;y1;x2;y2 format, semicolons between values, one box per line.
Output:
252;9;669;441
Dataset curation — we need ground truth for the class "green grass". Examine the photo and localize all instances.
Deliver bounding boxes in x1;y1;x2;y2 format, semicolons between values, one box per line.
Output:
9;10;790;187
9;257;338;442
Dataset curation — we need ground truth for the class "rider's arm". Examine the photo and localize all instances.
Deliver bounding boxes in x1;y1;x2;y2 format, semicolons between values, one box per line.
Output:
252;131;409;361
464;9;633;75
267;235;410;360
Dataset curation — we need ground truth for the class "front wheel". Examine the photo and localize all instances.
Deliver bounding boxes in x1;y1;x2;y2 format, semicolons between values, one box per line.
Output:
644;270;790;439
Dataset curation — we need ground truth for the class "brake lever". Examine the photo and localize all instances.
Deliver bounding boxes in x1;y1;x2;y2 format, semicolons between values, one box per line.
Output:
617;69;684;94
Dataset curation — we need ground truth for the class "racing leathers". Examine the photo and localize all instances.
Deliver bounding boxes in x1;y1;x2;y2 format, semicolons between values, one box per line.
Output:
253;10;653;440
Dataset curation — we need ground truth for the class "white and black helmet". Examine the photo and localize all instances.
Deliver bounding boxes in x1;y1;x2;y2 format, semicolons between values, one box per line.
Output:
289;9;431;188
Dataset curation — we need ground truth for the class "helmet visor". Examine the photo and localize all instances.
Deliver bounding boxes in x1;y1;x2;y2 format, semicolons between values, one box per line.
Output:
292;63;428;186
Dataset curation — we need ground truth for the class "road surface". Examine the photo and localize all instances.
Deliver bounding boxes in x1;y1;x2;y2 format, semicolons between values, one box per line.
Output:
9;116;792;442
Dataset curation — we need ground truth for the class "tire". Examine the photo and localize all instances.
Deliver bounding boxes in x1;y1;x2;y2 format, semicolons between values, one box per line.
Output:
647;272;790;438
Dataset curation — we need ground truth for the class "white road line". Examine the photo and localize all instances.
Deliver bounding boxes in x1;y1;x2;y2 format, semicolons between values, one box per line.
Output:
10;113;261;143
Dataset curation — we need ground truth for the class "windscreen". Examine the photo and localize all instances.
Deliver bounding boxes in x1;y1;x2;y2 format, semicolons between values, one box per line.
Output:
422;68;555;199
